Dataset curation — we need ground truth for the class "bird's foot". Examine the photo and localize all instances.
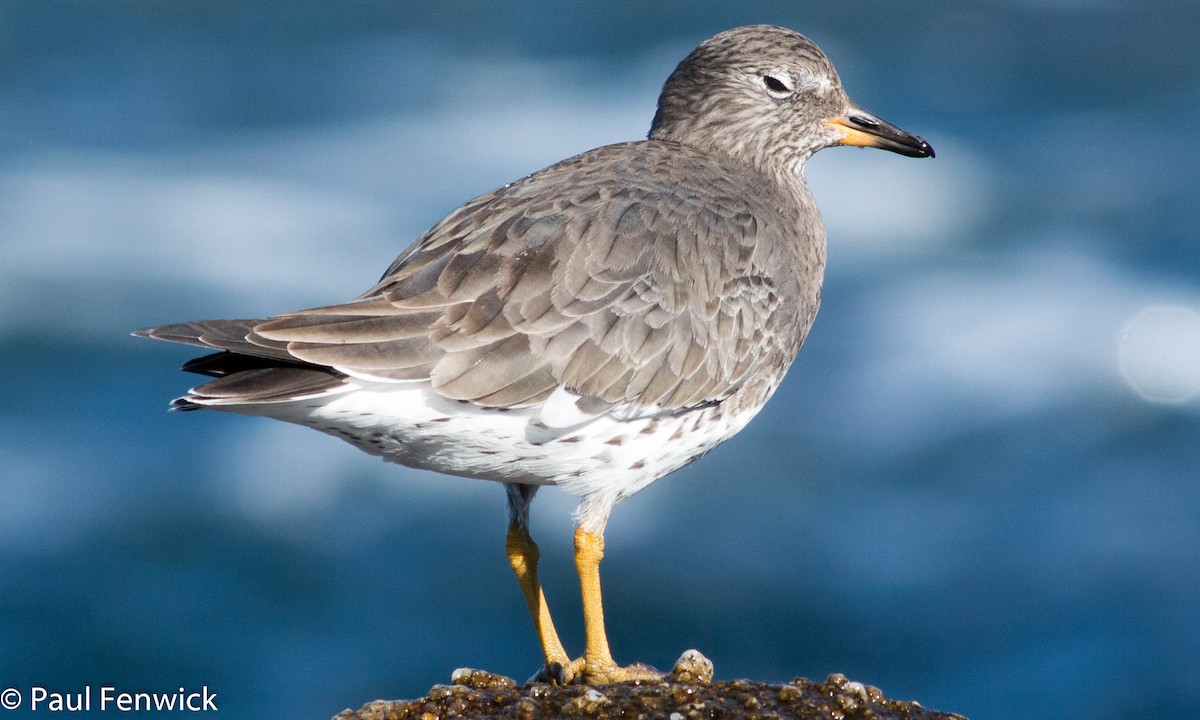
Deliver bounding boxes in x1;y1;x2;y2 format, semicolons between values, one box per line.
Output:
531;657;662;685
576;659;663;685
529;658;585;685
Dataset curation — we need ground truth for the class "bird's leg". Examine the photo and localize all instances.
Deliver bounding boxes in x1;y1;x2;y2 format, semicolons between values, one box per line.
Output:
505;522;578;679
504;482;582;683
573;526;662;684
574;526;614;671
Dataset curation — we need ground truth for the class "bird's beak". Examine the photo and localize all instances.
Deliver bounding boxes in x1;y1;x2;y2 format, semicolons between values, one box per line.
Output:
825;105;934;158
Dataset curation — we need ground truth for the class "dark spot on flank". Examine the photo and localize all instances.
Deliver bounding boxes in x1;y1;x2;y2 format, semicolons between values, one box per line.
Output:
630;460;646;470
605;436;624;446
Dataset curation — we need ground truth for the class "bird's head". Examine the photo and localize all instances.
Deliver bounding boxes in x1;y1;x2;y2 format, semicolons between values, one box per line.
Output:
649;25;933;177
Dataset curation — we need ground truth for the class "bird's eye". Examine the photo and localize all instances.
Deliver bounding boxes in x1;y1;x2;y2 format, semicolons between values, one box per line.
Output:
762;73;793;98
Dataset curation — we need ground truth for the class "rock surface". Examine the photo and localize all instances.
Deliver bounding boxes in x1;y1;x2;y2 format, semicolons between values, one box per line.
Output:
333;652;966;720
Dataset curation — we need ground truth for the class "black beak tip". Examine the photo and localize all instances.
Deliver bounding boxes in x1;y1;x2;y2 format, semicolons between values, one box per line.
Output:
895;135;934;159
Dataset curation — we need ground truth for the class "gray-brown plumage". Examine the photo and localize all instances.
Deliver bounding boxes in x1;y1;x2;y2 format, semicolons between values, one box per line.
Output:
149;143;811;415
136;25;932;684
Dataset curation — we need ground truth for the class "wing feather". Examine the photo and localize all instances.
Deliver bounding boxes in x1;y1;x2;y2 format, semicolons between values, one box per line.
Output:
139;141;805;414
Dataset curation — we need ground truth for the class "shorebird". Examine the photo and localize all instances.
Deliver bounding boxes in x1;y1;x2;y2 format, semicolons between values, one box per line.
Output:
137;24;933;684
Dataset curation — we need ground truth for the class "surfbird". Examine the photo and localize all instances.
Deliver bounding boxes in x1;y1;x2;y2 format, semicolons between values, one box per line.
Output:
136;25;933;684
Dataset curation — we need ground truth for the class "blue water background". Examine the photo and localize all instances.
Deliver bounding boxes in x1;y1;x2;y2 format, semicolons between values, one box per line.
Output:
1;2;1197;718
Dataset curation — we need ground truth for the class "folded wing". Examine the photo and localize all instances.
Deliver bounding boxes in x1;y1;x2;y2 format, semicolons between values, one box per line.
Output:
138;143;792;420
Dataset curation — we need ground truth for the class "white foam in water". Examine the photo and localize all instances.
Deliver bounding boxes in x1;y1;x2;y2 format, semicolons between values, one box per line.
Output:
0;159;392;303
809;135;994;261
1118;306;1200;403
0;53;657;338
825;246;1200;451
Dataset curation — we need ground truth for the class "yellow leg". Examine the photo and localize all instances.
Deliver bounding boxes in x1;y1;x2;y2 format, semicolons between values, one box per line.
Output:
573;527;662;684
574;527;616;671
505;523;573;673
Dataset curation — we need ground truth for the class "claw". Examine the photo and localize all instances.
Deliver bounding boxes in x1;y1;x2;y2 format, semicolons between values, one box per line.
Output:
530;657;585;685
528;661;562;685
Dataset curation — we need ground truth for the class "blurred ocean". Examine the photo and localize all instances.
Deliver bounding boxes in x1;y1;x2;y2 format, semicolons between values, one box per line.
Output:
1;2;1198;719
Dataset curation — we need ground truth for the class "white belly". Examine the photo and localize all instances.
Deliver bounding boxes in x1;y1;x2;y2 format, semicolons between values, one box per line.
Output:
226;381;761;507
